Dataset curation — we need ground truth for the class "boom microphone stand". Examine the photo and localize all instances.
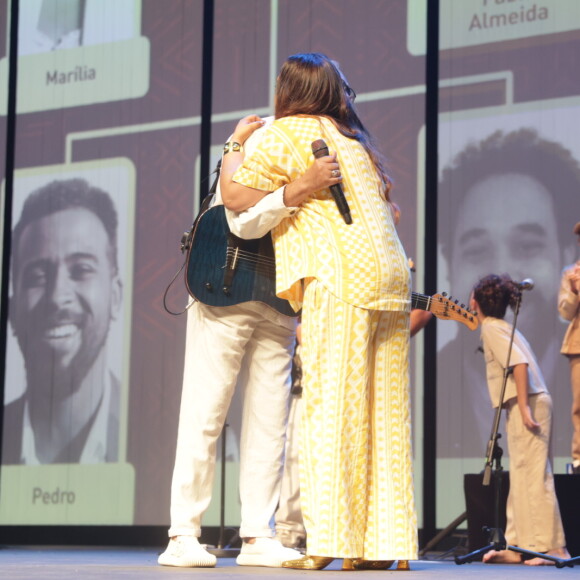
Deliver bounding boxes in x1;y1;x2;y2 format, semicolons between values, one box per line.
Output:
455;292;571;567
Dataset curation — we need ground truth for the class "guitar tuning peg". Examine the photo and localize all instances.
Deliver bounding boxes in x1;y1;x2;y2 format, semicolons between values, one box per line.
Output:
442;292;448;297
461;303;465;309
454;299;459;304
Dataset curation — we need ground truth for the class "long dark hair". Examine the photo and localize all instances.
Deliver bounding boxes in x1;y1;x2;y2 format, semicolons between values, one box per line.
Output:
274;52;392;198
472;274;521;319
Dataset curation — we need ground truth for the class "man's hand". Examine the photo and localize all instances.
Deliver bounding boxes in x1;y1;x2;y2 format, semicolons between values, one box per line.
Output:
231;115;266;145
283;152;341;207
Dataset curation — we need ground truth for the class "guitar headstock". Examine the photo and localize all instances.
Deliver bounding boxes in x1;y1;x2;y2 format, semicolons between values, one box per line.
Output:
429;293;479;330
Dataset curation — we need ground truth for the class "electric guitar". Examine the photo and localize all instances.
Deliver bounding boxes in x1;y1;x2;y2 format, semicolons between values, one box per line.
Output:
185;202;297;317
411;292;478;330
185;203;478;329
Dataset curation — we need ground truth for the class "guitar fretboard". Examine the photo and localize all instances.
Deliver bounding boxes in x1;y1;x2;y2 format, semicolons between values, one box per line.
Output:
411;292;431;312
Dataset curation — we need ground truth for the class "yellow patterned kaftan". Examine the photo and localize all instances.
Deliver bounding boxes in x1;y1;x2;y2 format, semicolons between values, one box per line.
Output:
233;115;417;560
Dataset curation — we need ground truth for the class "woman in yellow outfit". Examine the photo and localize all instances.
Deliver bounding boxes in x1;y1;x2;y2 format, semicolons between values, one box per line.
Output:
221;53;416;570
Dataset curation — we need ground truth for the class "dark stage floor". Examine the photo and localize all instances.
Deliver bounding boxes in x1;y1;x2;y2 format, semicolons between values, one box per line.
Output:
0;546;579;579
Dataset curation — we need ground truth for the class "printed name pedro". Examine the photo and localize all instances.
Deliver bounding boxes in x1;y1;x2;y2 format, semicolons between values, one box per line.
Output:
33;487;75;505
471;1;548;31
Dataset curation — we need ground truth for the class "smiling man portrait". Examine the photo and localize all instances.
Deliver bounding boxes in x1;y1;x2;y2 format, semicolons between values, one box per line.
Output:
2;178;123;465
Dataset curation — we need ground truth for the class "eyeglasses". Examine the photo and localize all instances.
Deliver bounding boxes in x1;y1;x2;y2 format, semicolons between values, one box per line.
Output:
343;83;357;102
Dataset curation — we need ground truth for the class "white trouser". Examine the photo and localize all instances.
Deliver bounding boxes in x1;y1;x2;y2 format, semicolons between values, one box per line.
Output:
168;301;296;539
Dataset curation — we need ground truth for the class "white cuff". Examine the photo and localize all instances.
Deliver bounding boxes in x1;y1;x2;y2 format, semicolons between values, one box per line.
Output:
225;187;299;239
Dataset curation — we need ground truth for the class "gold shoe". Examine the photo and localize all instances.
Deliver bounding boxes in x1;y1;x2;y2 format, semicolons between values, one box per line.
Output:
282;555;335;570
396;560;411;570
343;558;395;570
342;558;355;571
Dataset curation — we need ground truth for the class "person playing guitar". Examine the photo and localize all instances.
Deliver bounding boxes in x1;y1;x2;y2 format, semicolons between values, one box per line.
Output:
159;117;337;569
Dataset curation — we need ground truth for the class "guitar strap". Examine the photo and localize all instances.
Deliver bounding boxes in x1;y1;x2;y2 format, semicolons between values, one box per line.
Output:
182;158;221;253
208;158;221;194
163;159;222;315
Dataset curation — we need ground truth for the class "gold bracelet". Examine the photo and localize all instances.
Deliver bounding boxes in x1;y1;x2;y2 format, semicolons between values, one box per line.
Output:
223;141;244;154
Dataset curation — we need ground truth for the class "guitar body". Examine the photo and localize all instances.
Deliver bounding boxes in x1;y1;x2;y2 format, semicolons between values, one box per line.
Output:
186;204;298;318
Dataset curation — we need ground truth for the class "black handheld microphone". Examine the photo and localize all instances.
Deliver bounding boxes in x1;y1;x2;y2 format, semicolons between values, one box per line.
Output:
311;139;352;224
516;278;534;291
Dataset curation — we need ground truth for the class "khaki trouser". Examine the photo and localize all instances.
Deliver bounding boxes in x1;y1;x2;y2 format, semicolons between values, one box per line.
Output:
570;355;580;464
505;392;566;552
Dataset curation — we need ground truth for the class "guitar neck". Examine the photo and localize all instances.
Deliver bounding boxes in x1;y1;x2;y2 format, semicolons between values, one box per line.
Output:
410;291;478;331
411;292;431;312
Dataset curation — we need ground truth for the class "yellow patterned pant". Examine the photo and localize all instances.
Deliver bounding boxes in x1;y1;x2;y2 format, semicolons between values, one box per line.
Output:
299;279;417;560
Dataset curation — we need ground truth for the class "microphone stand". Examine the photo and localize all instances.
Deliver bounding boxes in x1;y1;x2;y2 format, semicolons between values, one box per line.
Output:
206;421;240;558
455;293;572;568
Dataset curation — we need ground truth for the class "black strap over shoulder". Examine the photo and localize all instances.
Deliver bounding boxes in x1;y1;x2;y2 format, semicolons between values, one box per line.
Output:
163;159;222;315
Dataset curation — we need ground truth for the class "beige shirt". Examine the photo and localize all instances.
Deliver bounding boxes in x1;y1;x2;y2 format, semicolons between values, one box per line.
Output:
234;115;410;312
480;317;547;408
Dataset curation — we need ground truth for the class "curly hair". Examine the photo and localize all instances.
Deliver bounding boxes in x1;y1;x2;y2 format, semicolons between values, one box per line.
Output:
12;178;119;278
472;274;521;319
439;128;580;260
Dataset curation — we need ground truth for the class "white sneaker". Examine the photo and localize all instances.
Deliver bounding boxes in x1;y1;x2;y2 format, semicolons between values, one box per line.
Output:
236;537;303;567
275;528;306;550
158;536;217;567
